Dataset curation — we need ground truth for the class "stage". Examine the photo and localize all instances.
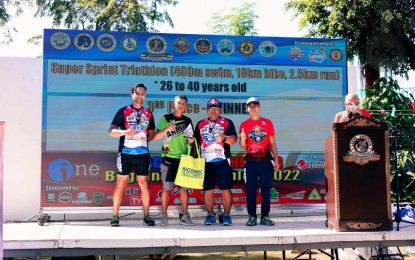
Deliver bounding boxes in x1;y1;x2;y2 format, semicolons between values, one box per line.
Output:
3;205;415;259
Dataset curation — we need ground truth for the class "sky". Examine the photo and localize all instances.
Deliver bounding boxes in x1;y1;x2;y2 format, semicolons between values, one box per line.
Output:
0;0;304;58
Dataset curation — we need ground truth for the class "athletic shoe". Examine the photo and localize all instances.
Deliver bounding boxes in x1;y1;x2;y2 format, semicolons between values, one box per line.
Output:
204;213;216;225
180;214;194;226
245;216;257;226
260;216;275;226
110;215;119;227
222;213;232;226
159;214;168;226
143;215;155;226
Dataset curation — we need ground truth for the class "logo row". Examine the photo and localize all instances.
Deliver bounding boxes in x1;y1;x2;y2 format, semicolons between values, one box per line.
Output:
50;32;344;62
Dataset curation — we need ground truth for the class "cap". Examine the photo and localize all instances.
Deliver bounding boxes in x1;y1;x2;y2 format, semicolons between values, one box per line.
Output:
246;97;260;106
207;98;222;108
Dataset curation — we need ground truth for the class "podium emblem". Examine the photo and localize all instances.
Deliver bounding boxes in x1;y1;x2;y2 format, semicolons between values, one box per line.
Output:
343;134;380;165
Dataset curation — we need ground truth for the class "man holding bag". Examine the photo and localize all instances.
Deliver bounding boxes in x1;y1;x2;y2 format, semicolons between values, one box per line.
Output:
195;98;237;226
154;95;195;226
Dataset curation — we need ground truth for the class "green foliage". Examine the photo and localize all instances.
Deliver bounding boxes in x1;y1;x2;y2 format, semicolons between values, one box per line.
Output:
0;0;34;45
207;2;258;36
285;0;415;77
34;0;177;32
361;77;415;202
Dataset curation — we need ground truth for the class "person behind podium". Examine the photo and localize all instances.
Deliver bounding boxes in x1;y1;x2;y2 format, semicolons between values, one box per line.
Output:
333;93;372;123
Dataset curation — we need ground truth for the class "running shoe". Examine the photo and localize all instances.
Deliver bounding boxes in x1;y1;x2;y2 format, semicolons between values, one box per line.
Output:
159;214;168;226
143;215;155;226
246;216;257;226
204;212;216;225
110;215;119;227
260;215;275;226
180;214;194;226
222;213;232;226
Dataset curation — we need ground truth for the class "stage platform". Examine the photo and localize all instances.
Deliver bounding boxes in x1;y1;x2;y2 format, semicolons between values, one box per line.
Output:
3;205;415;259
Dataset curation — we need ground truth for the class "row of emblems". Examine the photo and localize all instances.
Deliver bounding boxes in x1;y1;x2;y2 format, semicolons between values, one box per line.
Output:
50;32;344;62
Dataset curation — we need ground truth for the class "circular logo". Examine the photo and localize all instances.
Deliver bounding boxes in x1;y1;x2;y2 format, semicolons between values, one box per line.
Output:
366;33;405;70
146;35;167;55
97;34;117;52
217;39;235;55
48;159;74;182
173;37;190;54
259;41;277;57
288;47;304;61
329;48;343;62
194;38;212;54
50;32;71;50
120;36;139;52
297;159;307;170
74;33;94;51
349;134;373;155
238;40;255;56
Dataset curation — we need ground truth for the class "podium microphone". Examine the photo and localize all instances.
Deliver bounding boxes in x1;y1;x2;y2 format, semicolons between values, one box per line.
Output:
348;111;354;120
353;113;361;117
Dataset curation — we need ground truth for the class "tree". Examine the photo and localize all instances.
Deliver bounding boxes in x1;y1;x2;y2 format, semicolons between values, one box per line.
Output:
362;77;415;202
0;0;34;45
285;0;415;89
34;0;177;32
206;2;258;36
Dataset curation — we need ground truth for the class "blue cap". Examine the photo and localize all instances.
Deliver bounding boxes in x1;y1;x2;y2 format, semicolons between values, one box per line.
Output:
207;98;222;108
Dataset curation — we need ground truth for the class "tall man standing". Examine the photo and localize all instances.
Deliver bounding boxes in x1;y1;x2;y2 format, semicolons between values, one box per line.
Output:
239;97;281;226
108;83;155;227
195;98;237;226
154;95;195;226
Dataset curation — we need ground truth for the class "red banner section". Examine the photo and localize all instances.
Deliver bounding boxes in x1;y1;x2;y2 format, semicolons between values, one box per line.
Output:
41;152;326;207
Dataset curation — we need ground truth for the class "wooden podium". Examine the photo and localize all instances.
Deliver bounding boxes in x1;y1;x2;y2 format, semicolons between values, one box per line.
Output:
325;117;392;231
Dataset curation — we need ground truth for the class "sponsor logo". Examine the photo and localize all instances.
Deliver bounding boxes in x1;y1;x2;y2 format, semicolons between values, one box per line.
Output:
130;196;142;205
282;191;306;199
259;41;277;57
308;189;322;200
120;36;139;52
217;39;235;55
173;37;190;53
72;192;92;204
140;35;173;61
50;32;71;50
238;40;255;56
97;34;117;52
48;159;74;182
297;159;307;170
343;134;380;165
329;48;343;62
172;186;181;195
288;47;304;61
46;193;56;202
308;48;326;63
270;188;279;202
194;38;212;54
92;192;105;204
59;191;72;203
74;33;94;51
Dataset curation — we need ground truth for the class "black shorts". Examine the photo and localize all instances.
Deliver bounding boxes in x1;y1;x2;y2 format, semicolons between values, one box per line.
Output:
160;157;181;182
117;153;150;176
203;159;233;190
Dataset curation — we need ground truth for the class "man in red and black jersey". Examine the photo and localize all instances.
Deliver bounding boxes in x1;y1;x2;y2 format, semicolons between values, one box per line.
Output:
195;98;237;226
108;84;155;227
239;97;281;226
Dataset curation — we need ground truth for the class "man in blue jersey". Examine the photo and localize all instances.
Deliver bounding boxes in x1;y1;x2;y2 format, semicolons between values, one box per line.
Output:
108;83;155;227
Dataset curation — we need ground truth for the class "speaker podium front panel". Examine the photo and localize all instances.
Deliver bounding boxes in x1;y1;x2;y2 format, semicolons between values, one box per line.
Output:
325;117;392;231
